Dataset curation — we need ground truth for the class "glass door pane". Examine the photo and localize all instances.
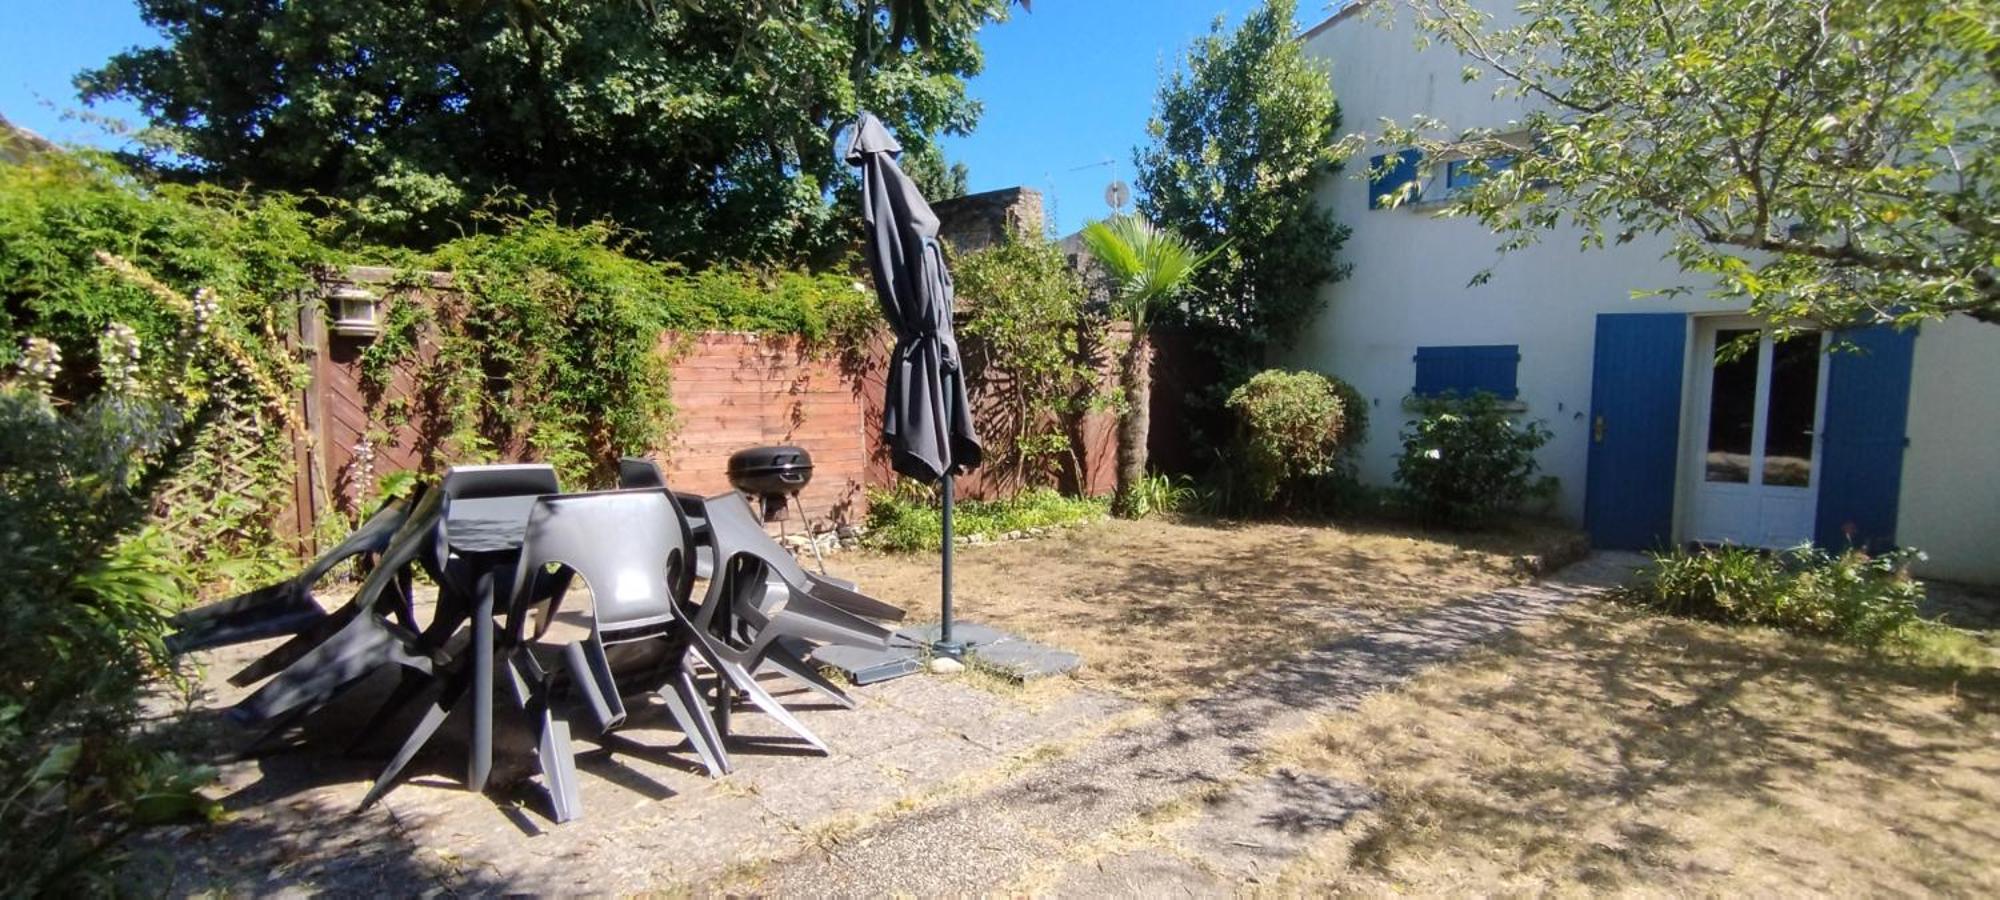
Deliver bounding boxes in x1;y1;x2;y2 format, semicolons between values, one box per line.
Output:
1704;329;1761;483
1762;332;1822;487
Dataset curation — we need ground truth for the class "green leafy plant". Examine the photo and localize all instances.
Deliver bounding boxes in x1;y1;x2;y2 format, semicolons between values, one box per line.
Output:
0;154;325;593
0;375;220;892
1125;473;1197;518
1620;544;1933;649
1224;370;1349;509
862;486;1108;553
954;231;1110;490
1394;392;1554;529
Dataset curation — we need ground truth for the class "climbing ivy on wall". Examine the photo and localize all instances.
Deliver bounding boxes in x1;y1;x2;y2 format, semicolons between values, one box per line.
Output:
353;213;879;490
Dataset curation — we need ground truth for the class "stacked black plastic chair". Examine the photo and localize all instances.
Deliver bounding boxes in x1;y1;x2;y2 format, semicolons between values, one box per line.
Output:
364;488;717;820
696;492;896;724
225;486;449;749
166;489;421;656
181;458;910;824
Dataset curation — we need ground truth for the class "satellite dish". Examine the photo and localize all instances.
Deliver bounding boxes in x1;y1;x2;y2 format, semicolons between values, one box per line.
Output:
1104;180;1131;212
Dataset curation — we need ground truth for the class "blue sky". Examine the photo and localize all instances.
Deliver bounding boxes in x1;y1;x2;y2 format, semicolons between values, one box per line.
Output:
0;0;1322;236
939;1;1317;235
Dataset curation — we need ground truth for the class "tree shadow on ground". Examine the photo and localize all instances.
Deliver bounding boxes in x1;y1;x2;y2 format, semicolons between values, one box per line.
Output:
1282;602;2000;894
832;514;1582;705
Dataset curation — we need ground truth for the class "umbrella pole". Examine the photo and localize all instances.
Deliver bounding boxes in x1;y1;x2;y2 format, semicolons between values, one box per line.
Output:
933;473;964;660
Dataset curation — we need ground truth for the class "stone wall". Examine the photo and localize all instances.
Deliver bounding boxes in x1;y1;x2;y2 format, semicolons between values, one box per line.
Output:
932;187;1046;255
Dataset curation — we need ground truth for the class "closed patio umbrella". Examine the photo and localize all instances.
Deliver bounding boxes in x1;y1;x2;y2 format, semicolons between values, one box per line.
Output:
846;112;983;658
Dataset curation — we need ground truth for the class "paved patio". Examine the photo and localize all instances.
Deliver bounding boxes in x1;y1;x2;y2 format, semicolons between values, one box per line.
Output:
126;613;1137;894
127;552;1639;894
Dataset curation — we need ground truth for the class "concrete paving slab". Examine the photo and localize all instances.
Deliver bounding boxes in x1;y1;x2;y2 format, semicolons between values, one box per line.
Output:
128;600;1129;895
1172;768;1378;884
972;640;1083;681
1044;848;1230;897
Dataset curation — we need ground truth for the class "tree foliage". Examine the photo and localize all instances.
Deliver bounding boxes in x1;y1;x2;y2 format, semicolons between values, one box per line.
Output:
80;0;1011;263
954;230;1106;490
1079;215;1221;332
1377;0;2000;327
1135;0;1352;366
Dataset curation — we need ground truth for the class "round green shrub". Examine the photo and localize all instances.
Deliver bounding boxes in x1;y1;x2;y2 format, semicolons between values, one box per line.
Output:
1393;392;1553;528
1225;369;1348;507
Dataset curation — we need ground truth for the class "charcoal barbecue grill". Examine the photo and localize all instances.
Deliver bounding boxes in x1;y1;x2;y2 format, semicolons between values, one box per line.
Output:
726;445;827;570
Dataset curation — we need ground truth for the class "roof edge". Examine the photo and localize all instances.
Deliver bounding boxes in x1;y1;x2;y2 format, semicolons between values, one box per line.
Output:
1299;0;1373;43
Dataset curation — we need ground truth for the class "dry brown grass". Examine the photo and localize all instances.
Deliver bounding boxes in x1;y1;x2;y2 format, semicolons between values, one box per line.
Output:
1264;602;2000;896
827;514;1578;704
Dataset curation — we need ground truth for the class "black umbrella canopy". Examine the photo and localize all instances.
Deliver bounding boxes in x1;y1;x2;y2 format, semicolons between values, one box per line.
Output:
845;113;982;484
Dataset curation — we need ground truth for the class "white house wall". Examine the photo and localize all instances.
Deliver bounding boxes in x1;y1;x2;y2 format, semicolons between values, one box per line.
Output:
1897;315;2000;583
1293;2;2000;583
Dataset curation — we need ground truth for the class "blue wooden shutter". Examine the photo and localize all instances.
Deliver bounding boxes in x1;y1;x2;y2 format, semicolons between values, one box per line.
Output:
1414;345;1518;399
1585;314;1687;550
1464;345;1520;399
1814;325;1917;553
1369;149;1423;209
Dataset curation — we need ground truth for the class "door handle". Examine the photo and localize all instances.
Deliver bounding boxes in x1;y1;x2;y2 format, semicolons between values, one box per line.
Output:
1593;415;1606;443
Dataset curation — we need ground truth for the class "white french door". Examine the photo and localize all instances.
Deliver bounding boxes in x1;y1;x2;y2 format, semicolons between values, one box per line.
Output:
1687;318;1829;548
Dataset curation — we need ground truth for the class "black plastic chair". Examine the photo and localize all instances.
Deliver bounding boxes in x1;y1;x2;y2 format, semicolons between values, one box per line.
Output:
168;489;422;655
616;457;705;595
693;492;897;741
228;487;448;743
362;488;730;822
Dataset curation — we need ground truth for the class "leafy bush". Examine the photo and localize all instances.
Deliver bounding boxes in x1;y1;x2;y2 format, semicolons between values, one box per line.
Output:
863;486;1109;553
0;155;328;589
1394;392;1554;528
0;378;218;892
1620;544;1930;649
1224;369;1348;508
954;232;1111;490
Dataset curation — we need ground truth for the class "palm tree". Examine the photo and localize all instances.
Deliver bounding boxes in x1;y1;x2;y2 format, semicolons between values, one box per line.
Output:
1079;215;1222;518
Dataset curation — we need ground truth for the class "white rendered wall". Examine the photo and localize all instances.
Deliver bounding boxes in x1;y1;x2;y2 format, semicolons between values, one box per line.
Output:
1897;315;2000;584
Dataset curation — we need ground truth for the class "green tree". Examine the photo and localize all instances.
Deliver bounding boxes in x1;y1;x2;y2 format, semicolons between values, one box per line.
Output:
78;0;1011;263
1080;215;1221;518
1376;0;2000;327
1135;0;1352;371
954;230;1104;491
904;147;972;201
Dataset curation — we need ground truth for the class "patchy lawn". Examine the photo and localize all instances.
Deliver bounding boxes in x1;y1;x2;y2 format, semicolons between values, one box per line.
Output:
1264;600;2000;896
828;514;1582;704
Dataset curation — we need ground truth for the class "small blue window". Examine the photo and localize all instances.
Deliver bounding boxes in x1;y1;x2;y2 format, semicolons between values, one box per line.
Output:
1414;345;1520;399
1445;155;1514;192
1368;149;1423;209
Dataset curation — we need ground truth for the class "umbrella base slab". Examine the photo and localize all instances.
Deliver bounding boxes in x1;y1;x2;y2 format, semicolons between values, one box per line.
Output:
809;643;925;685
806;622;1083;685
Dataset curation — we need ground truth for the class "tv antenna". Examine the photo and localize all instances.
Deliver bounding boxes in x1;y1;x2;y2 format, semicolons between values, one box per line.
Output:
1069;157;1130;215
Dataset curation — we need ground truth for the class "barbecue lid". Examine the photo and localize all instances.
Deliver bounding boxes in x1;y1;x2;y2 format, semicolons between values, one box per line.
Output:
727;444;813;475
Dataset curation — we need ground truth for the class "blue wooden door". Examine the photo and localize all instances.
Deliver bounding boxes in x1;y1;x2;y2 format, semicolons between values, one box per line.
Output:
1585;313;1688;550
1814;325;1917;552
